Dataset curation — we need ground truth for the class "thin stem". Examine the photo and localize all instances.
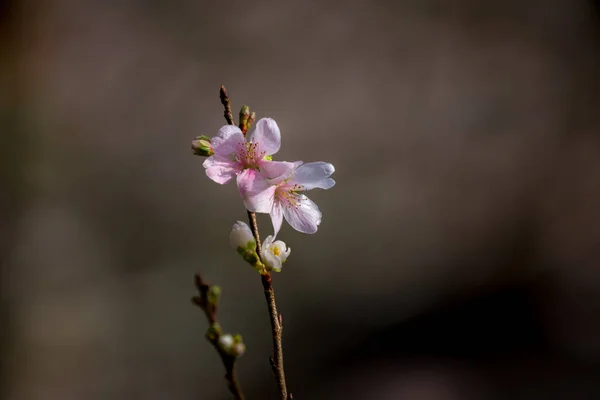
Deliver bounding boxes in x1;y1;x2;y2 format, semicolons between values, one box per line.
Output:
220;85;235;126
246;211;289;399
192;274;245;400
261;273;287;399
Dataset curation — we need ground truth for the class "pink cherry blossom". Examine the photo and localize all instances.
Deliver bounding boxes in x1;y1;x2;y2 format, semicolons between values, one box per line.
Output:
202;118;295;212
246;162;335;237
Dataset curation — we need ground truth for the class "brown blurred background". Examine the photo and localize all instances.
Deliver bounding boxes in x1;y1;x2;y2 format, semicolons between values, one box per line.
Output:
2;0;600;399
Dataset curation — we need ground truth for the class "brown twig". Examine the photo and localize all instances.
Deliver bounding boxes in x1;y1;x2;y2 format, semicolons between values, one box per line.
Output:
192;274;245;400
220;85;235;126
221;85;290;399
247;213;289;400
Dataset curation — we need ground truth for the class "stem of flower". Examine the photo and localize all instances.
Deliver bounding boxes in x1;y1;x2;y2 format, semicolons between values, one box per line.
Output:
246;211;289;400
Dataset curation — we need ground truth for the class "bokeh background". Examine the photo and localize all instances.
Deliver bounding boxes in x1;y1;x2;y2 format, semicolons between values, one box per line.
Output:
2;0;600;398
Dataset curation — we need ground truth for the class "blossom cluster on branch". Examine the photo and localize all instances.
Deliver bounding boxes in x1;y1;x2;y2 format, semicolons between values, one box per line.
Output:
191;87;335;399
198;117;335;236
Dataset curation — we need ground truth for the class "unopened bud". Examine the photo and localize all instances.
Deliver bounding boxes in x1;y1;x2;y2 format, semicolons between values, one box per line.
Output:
247;112;256;130
230;221;255;250
207;285;221;306
230;221;265;270
231;342;246;357
206;323;222;341
192;135;214;156
218;334;234;351
239;105;251;134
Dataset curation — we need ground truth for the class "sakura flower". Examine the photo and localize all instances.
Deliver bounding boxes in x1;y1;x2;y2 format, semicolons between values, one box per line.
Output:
245;162;335;237
261;235;291;272
202;118;295;212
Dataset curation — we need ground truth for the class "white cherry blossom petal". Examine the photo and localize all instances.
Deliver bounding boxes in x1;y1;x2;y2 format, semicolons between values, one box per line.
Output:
250;118;281;156
270;203;284;239
282;194;322;234
212;125;245;156
261;161;297;184
291;162;336;190
203;155;242;184
237;169;276;213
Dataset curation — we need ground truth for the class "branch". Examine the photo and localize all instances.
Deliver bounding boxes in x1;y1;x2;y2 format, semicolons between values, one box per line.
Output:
220;85;235;126
192;274;245;400
247;211;289;400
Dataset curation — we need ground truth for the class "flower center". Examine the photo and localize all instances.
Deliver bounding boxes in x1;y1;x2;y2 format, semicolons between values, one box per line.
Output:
277;184;304;209
271;246;281;256
236;142;265;168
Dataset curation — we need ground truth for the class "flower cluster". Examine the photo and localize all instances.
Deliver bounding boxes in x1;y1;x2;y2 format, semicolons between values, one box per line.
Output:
196;116;335;272
202;118;335;237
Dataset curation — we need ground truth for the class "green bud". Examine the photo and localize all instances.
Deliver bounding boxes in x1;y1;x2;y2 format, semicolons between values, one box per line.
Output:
207;285;221;306
239;105;251;134
247;112;256;130
206;323;222;341
191;135;214;156
241;248;260;266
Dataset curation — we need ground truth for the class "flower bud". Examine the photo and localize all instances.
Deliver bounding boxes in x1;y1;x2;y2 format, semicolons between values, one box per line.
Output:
260;235;291;272
207;285;221;306
191;135;214;156
231;342;246;357
239;105;251;135
218;333;246;357
230;221;264;269
230;221;255;251
218;334;234;351
206;323;222;341
247;112;256;129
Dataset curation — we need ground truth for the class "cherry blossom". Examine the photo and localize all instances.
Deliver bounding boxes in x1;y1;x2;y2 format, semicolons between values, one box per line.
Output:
245;162;335;237
261;235;291;272
203;118;295;212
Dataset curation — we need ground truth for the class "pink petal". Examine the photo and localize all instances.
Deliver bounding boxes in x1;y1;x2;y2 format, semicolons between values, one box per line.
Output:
249;118;281;156
270;203;284;238
291;162;336;190
282;194;322;234
203;155;242;184
237;169;276;213
211;125;245;156
260;161;297;184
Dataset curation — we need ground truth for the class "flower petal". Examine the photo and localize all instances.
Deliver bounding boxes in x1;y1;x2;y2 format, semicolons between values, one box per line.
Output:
237;169;276;213
203;155;242;184
272;240;290;263
270;203;284;238
260;161;297;184
250;118;281;156
282;194;322;234
291;162;336;190
212;125;245;156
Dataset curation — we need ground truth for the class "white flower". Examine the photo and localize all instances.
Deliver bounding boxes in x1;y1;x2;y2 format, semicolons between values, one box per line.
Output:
229;221;255;250
260;235;291;272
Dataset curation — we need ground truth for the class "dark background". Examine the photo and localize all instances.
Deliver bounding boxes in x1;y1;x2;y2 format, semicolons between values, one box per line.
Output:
2;0;600;399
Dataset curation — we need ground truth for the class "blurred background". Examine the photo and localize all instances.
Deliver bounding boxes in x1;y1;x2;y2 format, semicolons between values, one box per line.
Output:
2;0;600;398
